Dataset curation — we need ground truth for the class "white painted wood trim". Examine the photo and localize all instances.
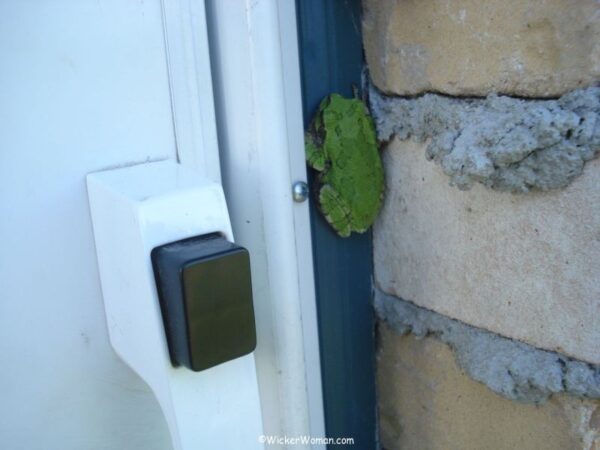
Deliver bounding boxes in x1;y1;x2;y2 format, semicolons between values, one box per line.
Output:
160;0;221;182
206;0;326;447
276;1;327;444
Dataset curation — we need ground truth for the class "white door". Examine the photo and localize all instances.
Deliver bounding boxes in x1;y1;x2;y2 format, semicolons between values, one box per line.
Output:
0;1;265;449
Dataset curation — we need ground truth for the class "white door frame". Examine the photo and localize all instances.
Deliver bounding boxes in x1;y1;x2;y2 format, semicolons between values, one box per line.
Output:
163;0;326;446
160;0;221;181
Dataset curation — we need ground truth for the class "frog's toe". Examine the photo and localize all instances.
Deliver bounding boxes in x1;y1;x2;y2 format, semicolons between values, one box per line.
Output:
319;185;352;237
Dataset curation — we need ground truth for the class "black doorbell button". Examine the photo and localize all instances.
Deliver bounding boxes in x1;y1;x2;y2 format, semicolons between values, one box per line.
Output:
151;233;257;371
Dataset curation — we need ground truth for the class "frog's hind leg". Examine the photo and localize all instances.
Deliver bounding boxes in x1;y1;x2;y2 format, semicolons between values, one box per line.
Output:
319;185;353;238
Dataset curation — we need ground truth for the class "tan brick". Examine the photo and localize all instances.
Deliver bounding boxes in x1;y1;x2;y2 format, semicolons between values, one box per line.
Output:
374;139;600;364
377;323;600;450
363;0;600;97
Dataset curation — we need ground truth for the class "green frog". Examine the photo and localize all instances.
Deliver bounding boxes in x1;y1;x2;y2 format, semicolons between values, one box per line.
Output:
305;93;384;237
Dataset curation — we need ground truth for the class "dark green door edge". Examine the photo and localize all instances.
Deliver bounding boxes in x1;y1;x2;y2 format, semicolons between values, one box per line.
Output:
295;1;377;448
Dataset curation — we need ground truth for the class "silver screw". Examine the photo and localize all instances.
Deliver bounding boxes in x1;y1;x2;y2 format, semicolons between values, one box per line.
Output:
292;181;309;202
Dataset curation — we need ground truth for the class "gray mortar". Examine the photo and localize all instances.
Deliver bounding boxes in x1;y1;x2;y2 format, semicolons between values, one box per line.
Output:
374;289;600;404
369;85;600;193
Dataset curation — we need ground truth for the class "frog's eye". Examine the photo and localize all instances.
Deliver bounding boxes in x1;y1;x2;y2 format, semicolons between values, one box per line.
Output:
315;122;326;146
308;115;326;147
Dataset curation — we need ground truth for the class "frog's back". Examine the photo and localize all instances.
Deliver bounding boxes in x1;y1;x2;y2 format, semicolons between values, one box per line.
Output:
321;94;384;233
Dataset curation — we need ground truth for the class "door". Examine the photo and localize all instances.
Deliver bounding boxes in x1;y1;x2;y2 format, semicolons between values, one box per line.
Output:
0;1;262;449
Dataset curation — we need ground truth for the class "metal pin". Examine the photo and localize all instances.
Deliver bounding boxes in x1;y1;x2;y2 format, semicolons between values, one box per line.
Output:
292;181;309;202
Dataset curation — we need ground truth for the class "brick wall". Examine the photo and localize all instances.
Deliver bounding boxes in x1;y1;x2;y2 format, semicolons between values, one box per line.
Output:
364;1;600;448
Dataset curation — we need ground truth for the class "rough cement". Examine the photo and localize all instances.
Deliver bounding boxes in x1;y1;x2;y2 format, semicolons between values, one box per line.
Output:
377;325;600;450
369;86;600;193
374;289;600;404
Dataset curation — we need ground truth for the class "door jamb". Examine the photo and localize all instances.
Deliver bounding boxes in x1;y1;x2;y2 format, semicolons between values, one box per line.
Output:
163;0;327;445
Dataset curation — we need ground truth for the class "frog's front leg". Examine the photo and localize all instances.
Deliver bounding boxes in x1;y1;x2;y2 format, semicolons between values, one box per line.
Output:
319;184;353;237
